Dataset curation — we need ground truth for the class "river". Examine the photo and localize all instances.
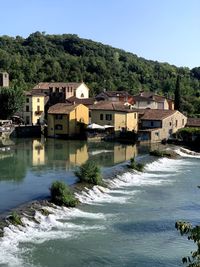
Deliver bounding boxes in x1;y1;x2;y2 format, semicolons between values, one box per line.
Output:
0;138;199;267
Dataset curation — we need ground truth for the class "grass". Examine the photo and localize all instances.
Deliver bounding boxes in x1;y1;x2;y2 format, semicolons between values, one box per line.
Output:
128;157;144;172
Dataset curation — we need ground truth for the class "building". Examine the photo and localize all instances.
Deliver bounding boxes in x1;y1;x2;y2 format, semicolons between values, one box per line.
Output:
65;96;96;107
186;118;200;128
32;82;90;105
90;101;138;135
138;109;187;142
133;91;174;110
47;103;89;138
20;91;45;125
0;72;9;88
95;90;134;104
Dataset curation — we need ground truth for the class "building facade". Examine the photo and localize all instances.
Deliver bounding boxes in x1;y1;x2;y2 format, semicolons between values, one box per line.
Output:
90;102;138;135
21;92;45;125
48;103;89;138
138;109;187;142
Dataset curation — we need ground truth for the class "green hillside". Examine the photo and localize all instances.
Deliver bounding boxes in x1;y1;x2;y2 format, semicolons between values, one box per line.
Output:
0;31;200;115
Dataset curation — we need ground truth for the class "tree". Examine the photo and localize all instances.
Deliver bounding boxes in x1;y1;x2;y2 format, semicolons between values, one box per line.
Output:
174;75;182;111
176;221;200;267
0;87;25;119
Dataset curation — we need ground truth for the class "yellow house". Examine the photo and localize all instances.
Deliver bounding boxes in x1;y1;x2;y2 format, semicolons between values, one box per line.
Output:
90;101;138;135
21;91;45;125
48;103;89;138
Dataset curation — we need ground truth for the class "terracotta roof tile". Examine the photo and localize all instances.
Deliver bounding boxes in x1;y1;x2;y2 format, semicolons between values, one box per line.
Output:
33;82;82;90
90;101;137;113
48;103;79;114
139;109;176;120
186;118;200;127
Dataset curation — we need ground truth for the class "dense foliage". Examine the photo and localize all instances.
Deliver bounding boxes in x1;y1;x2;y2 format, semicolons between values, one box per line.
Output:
74;161;103;185
128;157;144;172
50;181;77;207
0;87;25;119
176;219;200;266
1;32;200;115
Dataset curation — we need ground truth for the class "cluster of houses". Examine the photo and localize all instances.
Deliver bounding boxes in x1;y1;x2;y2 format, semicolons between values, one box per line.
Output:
0;72;190;143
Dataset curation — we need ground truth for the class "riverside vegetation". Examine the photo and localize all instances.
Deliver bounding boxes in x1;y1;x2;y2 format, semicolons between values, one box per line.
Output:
1;32;200;116
128;157;144;172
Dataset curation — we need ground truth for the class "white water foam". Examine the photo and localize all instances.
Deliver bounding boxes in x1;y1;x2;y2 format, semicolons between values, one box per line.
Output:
0;207;106;267
75;185;131;205
175;147;200;158
145;157;192;172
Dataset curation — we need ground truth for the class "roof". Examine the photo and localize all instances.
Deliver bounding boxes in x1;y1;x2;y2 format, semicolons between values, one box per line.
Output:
33;82;83;90
102;91;131;97
48;103;80;114
133;92;171;103
66;96;95;106
139;109;177;120
90;101;137;113
25;90;45;97
186;118;200;127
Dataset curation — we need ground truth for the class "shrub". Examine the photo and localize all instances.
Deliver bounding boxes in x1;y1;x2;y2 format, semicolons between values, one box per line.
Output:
50;181;77;207
74;161;103;185
8;211;23;226
128;157;144;172
149;149;177;158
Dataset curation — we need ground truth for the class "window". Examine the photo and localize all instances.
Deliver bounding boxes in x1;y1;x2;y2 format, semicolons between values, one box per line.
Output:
55;124;63;130
155;132;159;137
100;114;103;120
175;120;178;127
55;114;63;120
150;121;154;127
26;116;30;124
37;106;40;112
134;113;137;119
55;87;59;93
26;98;29;103
106;114;112;121
182;119;184;126
26;106;29;112
37;98;40;102
81;93;84;98
169;122;172;126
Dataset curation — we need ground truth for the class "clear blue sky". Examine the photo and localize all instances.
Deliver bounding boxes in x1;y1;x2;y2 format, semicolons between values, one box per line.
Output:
0;0;199;68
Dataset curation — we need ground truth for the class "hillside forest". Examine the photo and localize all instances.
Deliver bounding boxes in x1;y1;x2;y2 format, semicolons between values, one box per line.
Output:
1;31;200;116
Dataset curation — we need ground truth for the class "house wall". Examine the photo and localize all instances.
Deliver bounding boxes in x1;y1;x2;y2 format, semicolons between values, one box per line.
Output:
48;104;89;138
48;114;69;137
21;95;44;125
140;111;187;142
91;110;115;127
75;83;89;99
134;100;157;109
31;96;45;125
134;99;169;110
91;110;138;132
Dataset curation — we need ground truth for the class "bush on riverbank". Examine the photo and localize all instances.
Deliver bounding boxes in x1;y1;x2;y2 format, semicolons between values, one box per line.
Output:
128;157;144;172
50;181;78;207
74;161;103;185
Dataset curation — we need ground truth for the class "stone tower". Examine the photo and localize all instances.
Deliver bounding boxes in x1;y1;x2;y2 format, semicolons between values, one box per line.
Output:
0;72;9;87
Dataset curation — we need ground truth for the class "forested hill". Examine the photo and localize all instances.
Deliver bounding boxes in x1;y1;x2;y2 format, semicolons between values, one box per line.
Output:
1;31;200;101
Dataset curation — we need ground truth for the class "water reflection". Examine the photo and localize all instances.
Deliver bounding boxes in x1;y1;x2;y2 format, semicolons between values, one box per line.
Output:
0;138;138;182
